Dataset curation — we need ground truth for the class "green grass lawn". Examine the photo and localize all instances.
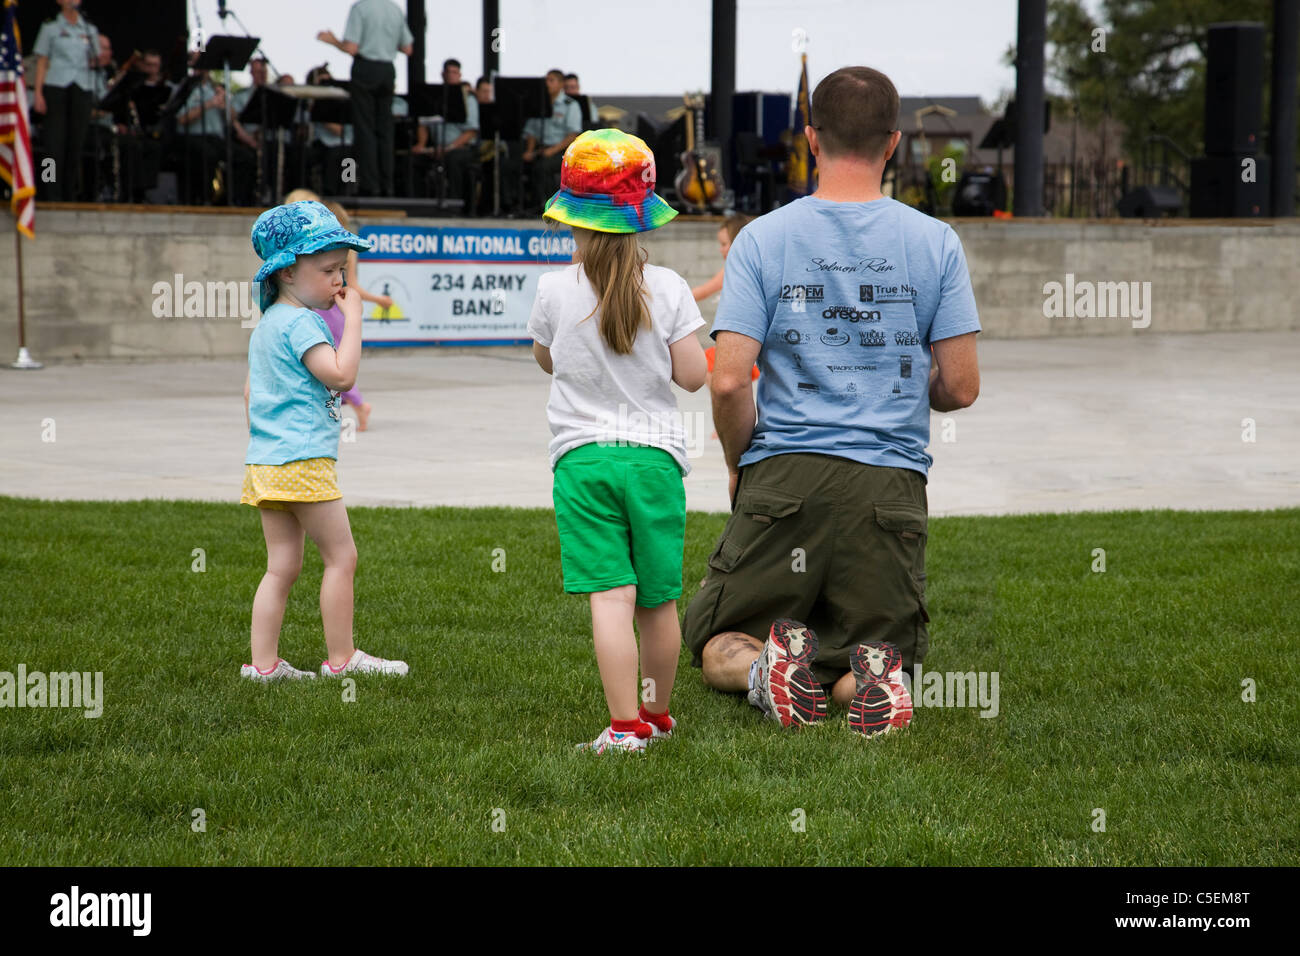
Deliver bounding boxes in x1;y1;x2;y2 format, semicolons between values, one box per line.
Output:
1;497;1296;866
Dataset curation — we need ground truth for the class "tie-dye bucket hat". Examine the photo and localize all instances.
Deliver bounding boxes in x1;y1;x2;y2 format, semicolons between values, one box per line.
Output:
251;200;374;310
543;129;678;234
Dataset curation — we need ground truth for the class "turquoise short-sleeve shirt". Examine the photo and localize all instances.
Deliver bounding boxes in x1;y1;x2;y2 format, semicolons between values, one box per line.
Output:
343;0;414;61
525;93;581;147
245;303;342;465
712;197;982;477
33;14;99;91
177;81;231;137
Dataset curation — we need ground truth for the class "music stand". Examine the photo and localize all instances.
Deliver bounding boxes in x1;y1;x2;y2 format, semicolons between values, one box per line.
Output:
157;72;201;204
194;35;260;205
274;83;348;197
572;94;598;132
408;83;468;207
477;101;500;215
310;80;356;197
492;77;550;216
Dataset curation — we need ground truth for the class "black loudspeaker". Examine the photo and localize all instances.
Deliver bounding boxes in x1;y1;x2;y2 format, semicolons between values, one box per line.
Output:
1116;184;1183;218
952;170;1007;216
1190;155;1271;216
1203;22;1265;156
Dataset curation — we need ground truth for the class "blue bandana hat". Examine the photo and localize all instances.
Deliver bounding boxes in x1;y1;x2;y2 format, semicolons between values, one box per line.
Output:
251;201;374;310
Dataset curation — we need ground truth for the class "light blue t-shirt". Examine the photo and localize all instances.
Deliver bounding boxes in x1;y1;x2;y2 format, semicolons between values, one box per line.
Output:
245;303;341;465
713;196;981;477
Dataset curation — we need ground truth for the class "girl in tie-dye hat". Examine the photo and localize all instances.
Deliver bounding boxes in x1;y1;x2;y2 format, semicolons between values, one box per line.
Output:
527;129;708;753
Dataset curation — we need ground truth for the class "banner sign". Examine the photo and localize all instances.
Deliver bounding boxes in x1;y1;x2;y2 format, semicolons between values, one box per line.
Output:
355;225;575;345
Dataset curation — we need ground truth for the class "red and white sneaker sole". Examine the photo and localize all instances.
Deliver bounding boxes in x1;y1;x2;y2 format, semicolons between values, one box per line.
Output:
761;620;828;727
848;642;913;738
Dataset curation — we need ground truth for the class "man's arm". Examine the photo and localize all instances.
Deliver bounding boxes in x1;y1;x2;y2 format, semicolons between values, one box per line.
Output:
316;30;359;57
929;332;979;411
711;330;761;475
543;131;577;157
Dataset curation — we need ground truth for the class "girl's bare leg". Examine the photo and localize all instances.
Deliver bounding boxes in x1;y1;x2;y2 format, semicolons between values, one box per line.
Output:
590;585;639;723
251;508;305;671
635;599;680;715
289;498;358;668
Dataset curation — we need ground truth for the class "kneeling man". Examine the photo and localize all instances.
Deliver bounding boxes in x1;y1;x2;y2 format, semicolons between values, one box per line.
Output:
683;66;981;737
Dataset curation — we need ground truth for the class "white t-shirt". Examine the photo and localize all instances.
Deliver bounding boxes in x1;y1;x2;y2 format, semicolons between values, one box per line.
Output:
528;262;706;474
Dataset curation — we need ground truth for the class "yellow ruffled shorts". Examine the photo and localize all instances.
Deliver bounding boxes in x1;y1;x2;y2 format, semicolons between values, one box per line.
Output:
240;457;341;511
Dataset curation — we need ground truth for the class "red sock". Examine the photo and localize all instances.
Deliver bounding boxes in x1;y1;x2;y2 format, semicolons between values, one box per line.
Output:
611;717;654;739
638;705;672;732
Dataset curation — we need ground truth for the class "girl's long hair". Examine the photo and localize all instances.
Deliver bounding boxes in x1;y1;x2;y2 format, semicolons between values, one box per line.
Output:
576;227;650;355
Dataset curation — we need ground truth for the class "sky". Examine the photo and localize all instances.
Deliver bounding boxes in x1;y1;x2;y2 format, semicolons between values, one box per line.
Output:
194;0;1030;105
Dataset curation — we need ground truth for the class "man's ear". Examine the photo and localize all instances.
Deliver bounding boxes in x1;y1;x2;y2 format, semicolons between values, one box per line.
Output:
805;125;820;159
882;129;902;164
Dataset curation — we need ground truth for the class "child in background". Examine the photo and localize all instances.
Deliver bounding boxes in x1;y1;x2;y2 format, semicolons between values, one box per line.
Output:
694;214;759;434
691;213;752;303
528;130;708;753
240;200;408;681
282;189;392;430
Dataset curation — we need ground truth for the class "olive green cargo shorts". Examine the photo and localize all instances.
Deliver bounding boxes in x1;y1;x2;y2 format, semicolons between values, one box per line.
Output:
683;453;930;686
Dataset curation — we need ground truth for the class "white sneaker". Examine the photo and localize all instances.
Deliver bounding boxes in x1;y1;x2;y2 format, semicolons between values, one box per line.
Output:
241;659;317;682
320;648;409;677
576;726;648;754
642;714;677;742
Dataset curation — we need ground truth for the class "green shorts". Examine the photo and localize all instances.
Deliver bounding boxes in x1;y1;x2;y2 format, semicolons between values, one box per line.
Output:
683;453;930;686
552;442;686;607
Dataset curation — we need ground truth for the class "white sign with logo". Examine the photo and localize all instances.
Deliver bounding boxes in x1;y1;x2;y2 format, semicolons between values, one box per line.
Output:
355;225;575;345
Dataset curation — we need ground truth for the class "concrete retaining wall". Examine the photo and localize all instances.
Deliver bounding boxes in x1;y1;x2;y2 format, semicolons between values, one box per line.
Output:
2;207;1297;361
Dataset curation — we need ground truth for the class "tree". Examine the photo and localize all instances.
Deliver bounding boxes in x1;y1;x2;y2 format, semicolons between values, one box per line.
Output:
1039;0;1276;158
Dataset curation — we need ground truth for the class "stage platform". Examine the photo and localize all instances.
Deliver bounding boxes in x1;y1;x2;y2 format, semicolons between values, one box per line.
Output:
2;204;1298;361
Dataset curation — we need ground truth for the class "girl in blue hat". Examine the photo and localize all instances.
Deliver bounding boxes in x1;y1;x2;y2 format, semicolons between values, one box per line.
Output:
240;200;408;681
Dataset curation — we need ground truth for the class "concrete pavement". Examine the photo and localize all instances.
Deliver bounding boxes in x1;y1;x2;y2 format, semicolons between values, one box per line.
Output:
1;331;1297;515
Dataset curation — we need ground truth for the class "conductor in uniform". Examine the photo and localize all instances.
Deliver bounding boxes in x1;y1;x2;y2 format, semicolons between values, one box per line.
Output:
318;0;413;197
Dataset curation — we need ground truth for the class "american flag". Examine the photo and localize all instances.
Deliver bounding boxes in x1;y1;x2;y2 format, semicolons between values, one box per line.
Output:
0;0;34;238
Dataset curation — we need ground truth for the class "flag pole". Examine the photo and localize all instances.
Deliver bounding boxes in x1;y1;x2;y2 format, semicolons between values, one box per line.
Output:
9;222;40;368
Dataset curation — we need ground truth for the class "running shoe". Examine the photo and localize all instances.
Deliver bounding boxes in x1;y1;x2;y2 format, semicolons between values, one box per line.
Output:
240;659;316;682
748;619;828;727
848;642;914;738
320;649;409;677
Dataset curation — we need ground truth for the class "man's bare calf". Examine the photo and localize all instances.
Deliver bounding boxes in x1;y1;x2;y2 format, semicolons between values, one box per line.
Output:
701;630;856;706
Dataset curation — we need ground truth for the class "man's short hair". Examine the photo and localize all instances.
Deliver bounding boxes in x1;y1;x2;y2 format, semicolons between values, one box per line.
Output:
443;58;461;71
564;73;579;82
476;76;490;88
810;66;899;161
546;69;565;81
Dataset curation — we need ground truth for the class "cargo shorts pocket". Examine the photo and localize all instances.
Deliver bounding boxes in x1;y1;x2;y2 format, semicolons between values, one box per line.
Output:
874;501;930;619
707;484;804;574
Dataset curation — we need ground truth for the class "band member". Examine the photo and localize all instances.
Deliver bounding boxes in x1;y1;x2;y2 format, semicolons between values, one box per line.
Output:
318;0;413;197
110;49;172;203
520;69;581;211
174;69;258;205
233;57;286;204
87;33;118;201
474;75;492;105
32;0;100;201
564;73;598;126
413;58;479;207
125;50;174;131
